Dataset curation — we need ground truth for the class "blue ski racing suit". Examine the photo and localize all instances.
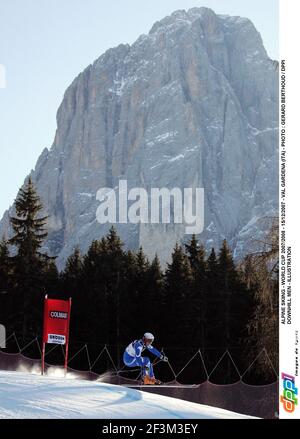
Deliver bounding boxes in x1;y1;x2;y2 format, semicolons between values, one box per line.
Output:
123;339;163;378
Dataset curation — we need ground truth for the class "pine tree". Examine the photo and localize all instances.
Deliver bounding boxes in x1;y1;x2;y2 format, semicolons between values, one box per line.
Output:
0;239;10;329
121;250;139;338
0;238;10;294
243;220;279;380
216;240;237;355
8;177;49;340
206;248;218;306
205;245;231;378
135;247;150;273
81;228;126;352
81;239;107;342
164;243;192;347
63;247;83;285
10;177;48;257
205;241;253;382
148;254;164;303
185;235;200;272
106;227;125;350
144;255;164;357
43;259;60;296
217;240;237;292
106;226;123;257
126;247;149;336
61;247;83;299
185;234;206;285
185;235;207;350
60;247;84;341
207;247;218;278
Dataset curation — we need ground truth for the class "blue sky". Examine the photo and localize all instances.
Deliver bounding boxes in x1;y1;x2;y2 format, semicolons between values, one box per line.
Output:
0;0;279;218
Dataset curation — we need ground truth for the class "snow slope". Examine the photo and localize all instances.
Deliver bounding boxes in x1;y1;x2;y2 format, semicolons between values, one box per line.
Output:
0;370;255;419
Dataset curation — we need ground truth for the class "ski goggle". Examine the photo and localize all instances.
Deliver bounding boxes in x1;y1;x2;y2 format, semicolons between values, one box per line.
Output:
144;338;153;344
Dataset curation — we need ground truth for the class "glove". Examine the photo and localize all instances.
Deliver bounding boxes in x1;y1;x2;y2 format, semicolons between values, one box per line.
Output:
160;354;168;362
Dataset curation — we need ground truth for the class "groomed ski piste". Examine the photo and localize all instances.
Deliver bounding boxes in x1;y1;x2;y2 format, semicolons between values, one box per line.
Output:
0;369;256;419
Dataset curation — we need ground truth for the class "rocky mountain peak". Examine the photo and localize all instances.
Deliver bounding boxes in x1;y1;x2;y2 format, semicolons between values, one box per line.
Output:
0;8;278;269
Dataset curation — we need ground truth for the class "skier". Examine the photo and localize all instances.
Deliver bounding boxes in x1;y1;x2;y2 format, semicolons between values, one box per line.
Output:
123;332;168;384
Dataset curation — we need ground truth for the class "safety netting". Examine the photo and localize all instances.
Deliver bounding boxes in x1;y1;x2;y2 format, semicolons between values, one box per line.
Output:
0;333;278;419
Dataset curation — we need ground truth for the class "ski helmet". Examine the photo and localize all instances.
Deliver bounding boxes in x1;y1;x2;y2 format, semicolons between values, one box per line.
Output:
143;332;154;344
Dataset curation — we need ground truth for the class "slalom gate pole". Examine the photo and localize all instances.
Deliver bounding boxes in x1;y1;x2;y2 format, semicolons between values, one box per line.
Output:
42;342;45;376
41;294;48;376
64;297;72;376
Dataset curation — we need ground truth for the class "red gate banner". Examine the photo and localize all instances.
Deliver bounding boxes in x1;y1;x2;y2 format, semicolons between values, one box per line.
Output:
43;298;71;345
42;295;72;374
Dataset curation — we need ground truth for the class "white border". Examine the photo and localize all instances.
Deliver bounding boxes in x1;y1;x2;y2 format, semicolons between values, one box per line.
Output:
279;0;300;419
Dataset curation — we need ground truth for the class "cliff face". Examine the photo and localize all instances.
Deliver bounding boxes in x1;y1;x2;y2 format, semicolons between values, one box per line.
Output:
0;8;279;267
